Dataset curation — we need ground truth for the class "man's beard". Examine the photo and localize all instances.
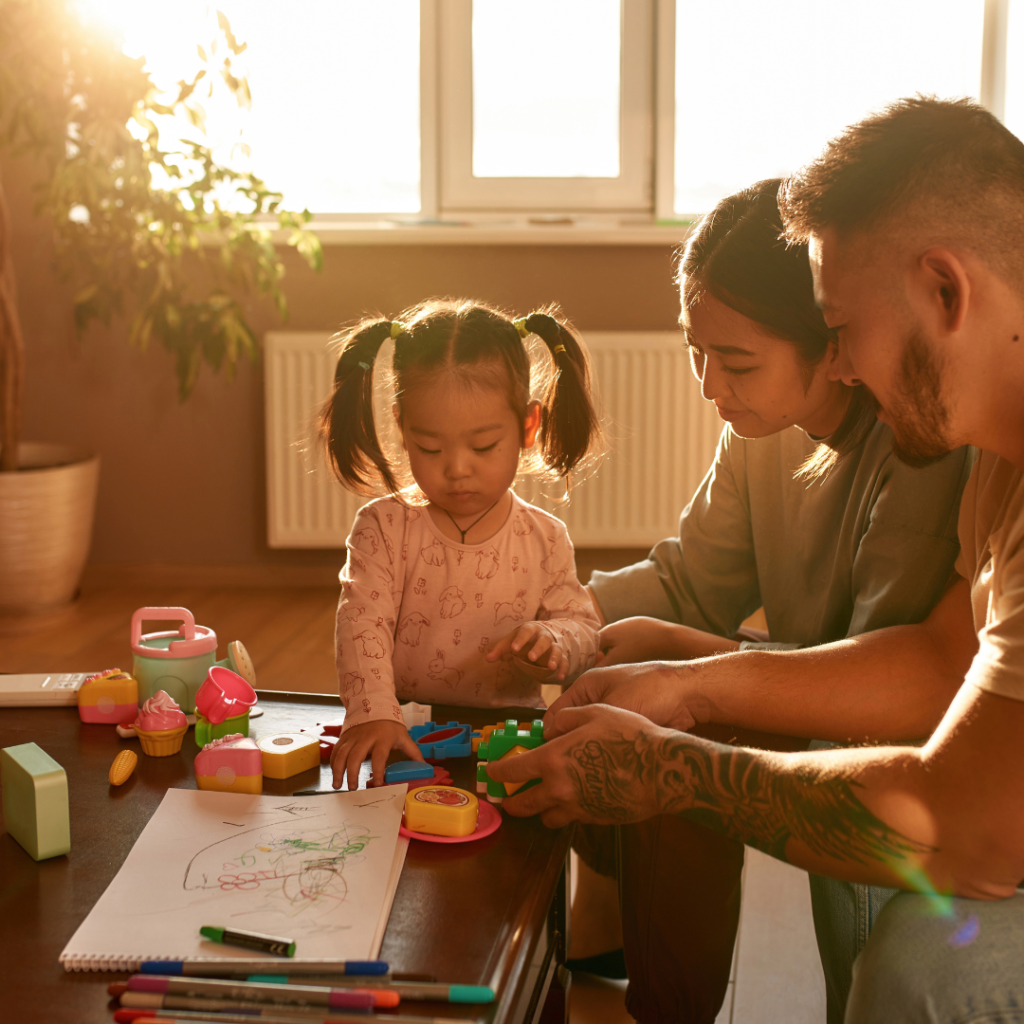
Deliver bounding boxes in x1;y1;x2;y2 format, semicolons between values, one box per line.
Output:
865;329;954;468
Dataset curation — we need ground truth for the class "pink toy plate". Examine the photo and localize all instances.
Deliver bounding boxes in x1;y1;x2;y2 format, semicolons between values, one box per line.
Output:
399;799;501;844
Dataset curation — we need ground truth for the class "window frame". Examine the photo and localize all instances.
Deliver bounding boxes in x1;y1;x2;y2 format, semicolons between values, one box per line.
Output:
294;0;1018;232
435;0;654;214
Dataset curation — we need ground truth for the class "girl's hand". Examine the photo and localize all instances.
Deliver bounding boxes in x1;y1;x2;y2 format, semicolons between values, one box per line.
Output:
330;719;425;790
488;622;570;682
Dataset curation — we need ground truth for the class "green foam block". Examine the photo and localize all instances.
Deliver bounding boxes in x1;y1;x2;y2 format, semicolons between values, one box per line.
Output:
1;742;70;860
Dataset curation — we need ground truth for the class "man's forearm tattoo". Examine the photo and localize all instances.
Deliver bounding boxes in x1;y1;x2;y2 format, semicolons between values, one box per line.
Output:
567;734;934;867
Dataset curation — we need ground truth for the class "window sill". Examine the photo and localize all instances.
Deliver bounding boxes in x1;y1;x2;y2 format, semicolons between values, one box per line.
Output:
274;217;694;246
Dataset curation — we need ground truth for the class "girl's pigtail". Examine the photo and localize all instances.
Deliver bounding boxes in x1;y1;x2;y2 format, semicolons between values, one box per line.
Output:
523;312;602;477
319;319;401;495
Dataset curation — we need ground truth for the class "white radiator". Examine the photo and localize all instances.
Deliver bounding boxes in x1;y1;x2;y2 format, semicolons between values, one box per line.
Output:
264;331;723;549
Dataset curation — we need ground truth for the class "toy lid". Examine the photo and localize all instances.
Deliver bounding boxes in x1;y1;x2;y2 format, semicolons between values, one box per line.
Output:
130;607;217;658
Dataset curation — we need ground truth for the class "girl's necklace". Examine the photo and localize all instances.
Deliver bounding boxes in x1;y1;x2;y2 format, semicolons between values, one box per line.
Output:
444;496;503;544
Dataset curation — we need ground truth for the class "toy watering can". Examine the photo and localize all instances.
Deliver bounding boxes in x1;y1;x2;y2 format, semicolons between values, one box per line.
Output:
130;607;255;714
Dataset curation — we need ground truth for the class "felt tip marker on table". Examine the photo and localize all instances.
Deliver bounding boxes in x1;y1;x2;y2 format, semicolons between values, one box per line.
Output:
117;1012;454;1024
141;959;389;976
248;975;495;1003
127;975;390;1010
200;925;295;957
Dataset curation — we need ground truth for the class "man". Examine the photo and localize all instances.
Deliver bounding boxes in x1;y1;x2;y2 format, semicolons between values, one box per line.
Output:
488;97;1024;1018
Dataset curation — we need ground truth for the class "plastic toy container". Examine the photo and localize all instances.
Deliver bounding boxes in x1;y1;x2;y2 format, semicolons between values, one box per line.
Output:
130;607;256;715
195;667;257;725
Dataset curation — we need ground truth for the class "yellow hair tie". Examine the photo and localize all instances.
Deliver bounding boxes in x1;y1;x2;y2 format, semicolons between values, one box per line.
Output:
513;318;530;338
390;321;406;339
553;344;566;354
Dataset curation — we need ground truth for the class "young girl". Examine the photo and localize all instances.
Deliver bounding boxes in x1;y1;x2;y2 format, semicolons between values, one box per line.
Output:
319;299;602;791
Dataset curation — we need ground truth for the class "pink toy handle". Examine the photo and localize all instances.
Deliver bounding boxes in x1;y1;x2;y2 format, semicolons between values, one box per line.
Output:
131;606;196;647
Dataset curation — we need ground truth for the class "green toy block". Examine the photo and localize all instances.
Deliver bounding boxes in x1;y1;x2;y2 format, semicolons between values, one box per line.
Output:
1;742;70;861
194;709;250;747
476;719;545;802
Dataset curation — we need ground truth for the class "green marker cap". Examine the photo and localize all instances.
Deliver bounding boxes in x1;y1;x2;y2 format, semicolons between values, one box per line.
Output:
451;985;496;1003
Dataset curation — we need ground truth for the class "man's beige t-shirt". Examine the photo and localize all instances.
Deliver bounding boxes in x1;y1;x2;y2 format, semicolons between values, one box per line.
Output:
955;450;1024;701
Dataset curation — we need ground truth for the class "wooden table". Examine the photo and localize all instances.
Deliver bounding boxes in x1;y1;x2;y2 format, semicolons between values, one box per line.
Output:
0;692;572;1023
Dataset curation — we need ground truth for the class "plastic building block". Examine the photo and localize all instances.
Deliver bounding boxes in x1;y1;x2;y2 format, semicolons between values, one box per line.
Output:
370;765;453;790
108;749;138;785
0;743;70;860
385;760;436;784
404;786;479;837
409;720;475;759
77;668;138;725
194;734;262;794
476;719;545;803
257;733;320;779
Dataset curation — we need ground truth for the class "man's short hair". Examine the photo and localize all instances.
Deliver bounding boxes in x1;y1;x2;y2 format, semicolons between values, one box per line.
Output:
779;96;1024;288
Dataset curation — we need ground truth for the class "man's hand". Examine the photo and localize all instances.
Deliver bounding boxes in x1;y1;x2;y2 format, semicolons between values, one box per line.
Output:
486;704;672;828
487;622;569;682
547;661;706;732
330;719;424;790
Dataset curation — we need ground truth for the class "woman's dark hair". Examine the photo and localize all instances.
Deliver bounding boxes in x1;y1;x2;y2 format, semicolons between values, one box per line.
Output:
318;298;601;496
679;178;875;478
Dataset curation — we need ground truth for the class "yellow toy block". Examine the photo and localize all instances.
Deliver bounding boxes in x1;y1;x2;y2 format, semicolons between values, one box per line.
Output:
257;733;320;780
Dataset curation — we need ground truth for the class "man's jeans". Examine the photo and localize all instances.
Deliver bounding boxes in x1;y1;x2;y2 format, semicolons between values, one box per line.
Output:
810;874;899;1023
846;889;1024;1023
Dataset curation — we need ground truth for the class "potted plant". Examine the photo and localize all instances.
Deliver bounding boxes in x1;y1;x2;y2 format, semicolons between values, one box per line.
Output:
0;1;321;617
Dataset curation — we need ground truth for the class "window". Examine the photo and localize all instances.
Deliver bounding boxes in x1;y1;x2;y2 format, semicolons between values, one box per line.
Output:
88;0;1024;226
438;0;653;212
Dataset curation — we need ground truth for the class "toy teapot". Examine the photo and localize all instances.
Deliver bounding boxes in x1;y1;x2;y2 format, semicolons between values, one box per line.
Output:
130;607;255;714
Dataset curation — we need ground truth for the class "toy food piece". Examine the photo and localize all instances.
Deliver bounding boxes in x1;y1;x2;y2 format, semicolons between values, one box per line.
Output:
195;734;262;794
257;733;320;779
108;749;138;786
0;742;70;860
77;668;139;725
404;786;479;837
133;690;188;756
384;760;435;784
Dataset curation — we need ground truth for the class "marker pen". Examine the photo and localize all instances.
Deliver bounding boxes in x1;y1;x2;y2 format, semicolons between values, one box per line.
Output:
200;925;295;957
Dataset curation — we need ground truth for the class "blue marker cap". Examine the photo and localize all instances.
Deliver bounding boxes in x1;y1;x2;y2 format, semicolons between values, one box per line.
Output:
140;961;185;974
343;960;389;975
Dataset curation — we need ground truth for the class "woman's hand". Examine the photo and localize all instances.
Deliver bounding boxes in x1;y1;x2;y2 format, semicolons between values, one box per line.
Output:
488;622;569;682
548;661;707;733
330;719;425;790
597;617;741;666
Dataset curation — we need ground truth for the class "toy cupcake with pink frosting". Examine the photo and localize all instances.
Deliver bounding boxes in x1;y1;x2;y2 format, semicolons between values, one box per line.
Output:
133;690;188;756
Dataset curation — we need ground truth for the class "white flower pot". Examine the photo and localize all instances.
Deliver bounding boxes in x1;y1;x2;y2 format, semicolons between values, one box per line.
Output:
0;442;100;614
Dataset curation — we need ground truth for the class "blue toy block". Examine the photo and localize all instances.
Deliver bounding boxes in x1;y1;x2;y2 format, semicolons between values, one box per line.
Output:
1;742;71;860
476;719;545;802
385;760;436;784
408;720;475;759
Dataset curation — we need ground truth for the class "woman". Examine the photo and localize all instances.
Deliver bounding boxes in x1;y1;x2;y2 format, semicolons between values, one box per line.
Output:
570;179;973;1024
